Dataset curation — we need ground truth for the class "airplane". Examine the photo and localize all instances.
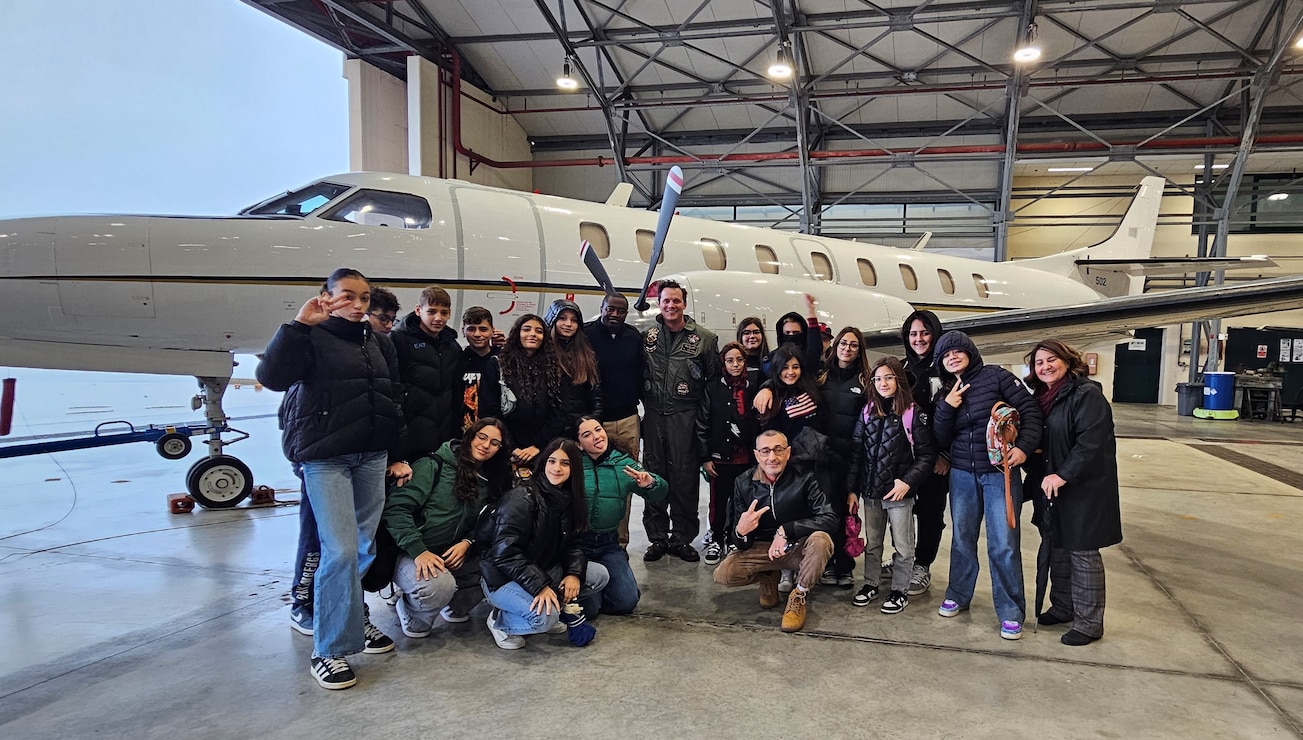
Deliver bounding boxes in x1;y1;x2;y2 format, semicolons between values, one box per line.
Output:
2;170;1301;508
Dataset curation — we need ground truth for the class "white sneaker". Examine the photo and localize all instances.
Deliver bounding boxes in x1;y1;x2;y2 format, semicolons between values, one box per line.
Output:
546;620;568;635
486;609;525;650
778;571;795;594
908;565;932;596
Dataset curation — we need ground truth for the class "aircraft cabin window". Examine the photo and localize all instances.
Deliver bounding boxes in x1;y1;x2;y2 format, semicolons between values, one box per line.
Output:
857;258;877;287
636;229;665;265
700;238;727;270
241;181;351;217
899;263;919;291
938;268;956;295
810;251;833;282
754;245;780;274
322;189;433;229
580;222;611;258
973;273;990;298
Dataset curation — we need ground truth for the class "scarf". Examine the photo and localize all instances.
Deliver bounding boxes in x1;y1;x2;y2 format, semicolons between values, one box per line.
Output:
1037;377;1068;416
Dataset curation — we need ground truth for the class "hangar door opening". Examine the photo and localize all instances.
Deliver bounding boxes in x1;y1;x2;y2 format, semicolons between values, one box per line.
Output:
1113;328;1163;404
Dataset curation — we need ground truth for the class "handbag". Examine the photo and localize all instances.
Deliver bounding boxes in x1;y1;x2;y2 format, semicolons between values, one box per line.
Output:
844;510;866;558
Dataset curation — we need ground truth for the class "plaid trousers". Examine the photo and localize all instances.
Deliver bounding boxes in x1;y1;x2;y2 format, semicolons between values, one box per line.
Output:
1048;548;1106;638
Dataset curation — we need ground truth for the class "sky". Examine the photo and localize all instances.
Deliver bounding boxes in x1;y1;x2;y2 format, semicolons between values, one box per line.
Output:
0;0;349;218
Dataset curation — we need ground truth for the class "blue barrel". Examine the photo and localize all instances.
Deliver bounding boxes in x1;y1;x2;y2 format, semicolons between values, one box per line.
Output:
1203;372;1236;411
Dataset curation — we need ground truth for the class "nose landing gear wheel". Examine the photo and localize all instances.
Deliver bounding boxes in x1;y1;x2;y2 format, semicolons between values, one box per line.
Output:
186;455;253;509
156;432;193;460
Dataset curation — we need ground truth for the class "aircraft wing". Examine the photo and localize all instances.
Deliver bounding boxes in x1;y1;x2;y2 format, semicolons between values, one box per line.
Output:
1073;256;1276;276
861;275;1303;356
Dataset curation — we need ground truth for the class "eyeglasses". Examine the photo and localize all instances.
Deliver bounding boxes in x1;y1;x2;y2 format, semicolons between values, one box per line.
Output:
873;375;897;384
755;445;790;457
474;432;504;449
368;313;396;326
836;340;860;349
740;329;763;336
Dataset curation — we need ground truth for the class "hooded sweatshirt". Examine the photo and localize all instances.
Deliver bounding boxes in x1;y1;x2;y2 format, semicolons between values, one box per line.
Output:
764;311;823;376
931;330;1043;474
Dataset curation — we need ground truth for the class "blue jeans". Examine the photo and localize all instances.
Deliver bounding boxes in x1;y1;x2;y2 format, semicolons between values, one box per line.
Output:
481;563;610;635
300;451;388;658
946;468;1025;623
291;464;320;610
579;531;640;615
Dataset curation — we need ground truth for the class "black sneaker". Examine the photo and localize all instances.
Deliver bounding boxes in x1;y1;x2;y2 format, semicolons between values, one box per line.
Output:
362;604;395;654
673;543;700;563
818;568;838;587
852;584;880;607
310;654;357;690
880;590;909;614
644;542;667;562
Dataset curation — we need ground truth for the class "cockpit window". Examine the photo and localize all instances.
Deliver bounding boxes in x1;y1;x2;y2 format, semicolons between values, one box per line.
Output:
240;181;351;217
320;189;433;229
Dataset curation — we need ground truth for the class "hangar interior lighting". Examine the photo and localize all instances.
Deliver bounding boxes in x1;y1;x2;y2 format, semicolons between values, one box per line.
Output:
1013;22;1042;63
768;44;794;80
1047;166;1094;172
1296;34;1303;48
556;59;578;90
1194;164;1229;170
1267;192;1290;201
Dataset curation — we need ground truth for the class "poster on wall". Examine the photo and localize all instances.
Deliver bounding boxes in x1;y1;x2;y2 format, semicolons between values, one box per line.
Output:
1283;339;1292;363
1258;345;1269;359
1294;339;1303;363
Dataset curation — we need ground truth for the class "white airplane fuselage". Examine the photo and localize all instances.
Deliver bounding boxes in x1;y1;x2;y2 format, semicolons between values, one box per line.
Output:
0;172;1159;377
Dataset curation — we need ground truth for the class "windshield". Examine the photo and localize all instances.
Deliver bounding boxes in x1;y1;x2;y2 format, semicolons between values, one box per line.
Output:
239;181;352;217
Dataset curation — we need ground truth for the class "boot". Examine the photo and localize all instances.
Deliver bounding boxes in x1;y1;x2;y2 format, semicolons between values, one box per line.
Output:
781;588;808;632
758;571;780;609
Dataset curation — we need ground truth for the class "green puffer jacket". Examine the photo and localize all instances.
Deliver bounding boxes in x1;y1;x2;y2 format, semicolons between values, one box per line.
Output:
581;448;668;533
382;442;485;558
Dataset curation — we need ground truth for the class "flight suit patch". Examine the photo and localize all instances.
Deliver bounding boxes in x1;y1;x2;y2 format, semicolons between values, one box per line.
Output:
676;382;690;396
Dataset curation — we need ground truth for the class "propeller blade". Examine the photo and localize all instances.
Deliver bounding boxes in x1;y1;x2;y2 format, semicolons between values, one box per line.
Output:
633;166;684;311
580;239;618;296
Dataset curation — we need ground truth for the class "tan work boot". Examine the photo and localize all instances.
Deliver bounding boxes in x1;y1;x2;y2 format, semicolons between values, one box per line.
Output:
781;587;808;632
758;571;780;609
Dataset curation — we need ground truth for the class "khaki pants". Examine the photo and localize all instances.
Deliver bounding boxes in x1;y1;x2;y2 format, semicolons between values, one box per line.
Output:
713;531;834;591
604;413;641;547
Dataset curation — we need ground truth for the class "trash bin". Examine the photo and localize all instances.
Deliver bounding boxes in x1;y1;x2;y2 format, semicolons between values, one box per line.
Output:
1203;372;1236;411
1176;383;1204;416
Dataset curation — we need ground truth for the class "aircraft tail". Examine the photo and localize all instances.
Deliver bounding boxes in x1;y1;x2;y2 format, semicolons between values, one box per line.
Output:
1018;176;1165;298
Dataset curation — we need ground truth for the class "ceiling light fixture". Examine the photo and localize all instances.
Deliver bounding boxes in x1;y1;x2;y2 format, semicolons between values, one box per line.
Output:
1013;22;1042;63
1047;166;1095;172
768;44;794;80
556;59;578;91
1267;192;1289;201
1194;164;1229;170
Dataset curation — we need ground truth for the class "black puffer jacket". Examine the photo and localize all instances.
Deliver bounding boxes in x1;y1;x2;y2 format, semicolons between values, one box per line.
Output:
257;318;403;463
848;405;937;500
584;320;644;421
727;464;836;550
480;480;586;596
932;331;1043;473
390;313;464;459
1024;376;1123;551
901;309;944;415
819;362;868;458
559;366;604;434
697;374;760;462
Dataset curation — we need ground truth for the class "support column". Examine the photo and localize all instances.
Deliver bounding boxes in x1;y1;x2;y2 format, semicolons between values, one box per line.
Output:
344;58;408;173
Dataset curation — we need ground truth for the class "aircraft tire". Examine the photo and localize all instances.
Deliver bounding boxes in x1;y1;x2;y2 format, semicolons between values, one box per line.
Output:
186;455;253;509
156;433;192;460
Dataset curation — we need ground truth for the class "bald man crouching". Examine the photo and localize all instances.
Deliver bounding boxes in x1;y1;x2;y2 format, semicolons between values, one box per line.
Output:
712;430;836;632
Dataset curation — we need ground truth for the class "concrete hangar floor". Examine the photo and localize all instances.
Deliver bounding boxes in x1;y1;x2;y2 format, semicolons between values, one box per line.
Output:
1;370;1302;737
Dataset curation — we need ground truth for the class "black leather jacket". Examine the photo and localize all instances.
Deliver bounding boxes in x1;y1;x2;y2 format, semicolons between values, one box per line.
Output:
726;464;836;550
480;480;586;596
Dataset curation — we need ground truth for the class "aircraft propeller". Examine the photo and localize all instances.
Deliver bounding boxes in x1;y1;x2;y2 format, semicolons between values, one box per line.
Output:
580;239;617;296
632;166;683;311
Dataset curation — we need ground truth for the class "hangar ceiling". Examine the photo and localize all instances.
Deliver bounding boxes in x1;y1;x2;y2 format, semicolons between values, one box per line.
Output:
245;0;1303;254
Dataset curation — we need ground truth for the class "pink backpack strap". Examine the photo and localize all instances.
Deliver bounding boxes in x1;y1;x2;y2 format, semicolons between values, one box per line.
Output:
902;404;915;448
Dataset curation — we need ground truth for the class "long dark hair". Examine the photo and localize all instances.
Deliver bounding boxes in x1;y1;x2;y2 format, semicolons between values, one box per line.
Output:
737;317;771;357
1023;339;1089;395
500;314;564;405
550;306;600;386
868;356;913;418
533;437;589;533
769;345;820;398
820;326;871;386
454;418;512;503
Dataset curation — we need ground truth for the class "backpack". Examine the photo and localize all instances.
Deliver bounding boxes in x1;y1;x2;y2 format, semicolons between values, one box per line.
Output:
986;401;1020;467
860;398;917;448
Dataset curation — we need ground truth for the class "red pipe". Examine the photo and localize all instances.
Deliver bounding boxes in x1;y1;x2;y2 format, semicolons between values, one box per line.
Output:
1;378;15;436
447;46;1303;170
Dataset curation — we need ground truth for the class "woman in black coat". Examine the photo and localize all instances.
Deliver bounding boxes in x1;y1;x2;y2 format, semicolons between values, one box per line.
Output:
480;438;609;649
815;326;872;587
498;314;567;466
1023;339;1122;646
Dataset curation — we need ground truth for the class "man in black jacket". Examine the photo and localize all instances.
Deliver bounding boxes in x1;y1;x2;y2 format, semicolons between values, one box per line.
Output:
584;293;645;549
713;430;835;632
390;286;465;460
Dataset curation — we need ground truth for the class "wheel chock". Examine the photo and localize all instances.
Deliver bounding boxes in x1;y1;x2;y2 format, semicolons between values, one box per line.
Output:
168;493;196;514
251;485;277;506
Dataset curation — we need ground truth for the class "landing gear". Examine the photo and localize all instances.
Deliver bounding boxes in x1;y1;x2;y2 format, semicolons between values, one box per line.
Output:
155;432;192;460
185;376;253;508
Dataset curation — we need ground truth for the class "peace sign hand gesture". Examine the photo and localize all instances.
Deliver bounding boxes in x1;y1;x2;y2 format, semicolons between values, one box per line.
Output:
736;499;771;537
295;294;350;326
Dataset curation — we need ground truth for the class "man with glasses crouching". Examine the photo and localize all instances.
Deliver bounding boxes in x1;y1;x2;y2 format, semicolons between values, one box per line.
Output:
712;430;836;632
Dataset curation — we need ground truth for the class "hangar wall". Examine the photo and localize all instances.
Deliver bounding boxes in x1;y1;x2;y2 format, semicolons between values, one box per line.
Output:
344;59;407;174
